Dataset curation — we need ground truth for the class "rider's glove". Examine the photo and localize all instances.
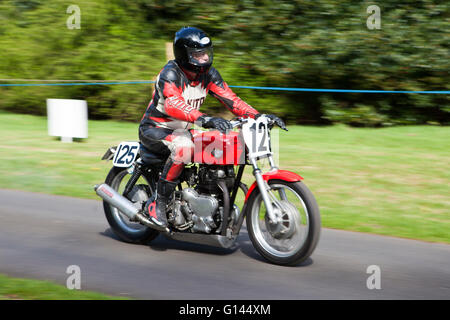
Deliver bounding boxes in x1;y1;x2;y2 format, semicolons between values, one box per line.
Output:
197;115;232;133
256;114;288;131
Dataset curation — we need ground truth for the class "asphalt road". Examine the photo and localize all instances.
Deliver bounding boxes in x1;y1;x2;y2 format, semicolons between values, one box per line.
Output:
0;189;448;300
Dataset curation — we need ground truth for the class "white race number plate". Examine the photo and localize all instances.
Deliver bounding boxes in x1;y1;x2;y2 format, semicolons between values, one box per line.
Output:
112;142;140;167
242;117;271;159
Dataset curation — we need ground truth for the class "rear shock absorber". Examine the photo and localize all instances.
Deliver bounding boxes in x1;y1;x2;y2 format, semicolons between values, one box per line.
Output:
123;161;143;198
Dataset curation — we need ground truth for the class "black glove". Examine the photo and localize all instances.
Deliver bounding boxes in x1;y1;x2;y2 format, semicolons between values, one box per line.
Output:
197;115;232;133
256;114;288;131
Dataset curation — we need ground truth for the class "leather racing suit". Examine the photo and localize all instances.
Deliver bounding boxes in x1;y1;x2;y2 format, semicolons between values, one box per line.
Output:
139;60;259;183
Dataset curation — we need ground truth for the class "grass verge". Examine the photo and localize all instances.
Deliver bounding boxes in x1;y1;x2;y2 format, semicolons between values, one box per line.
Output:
0;273;129;300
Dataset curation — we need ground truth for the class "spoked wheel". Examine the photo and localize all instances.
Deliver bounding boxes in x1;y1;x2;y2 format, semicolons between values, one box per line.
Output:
246;179;321;266
103;166;159;244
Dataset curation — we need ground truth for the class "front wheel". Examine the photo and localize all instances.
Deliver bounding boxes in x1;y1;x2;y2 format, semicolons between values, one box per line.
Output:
246;179;321;266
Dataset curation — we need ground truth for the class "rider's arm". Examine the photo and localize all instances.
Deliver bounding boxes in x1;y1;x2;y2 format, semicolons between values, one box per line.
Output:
158;70;205;122
207;68;259;118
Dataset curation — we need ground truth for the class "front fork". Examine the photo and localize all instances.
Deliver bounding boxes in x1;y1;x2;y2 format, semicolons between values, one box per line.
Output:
249;156;281;224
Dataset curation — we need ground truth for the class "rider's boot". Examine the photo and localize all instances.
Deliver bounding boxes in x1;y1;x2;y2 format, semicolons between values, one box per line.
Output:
143;178;178;230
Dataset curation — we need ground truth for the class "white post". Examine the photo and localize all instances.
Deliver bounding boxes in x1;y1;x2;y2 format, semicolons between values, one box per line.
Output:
47;99;88;142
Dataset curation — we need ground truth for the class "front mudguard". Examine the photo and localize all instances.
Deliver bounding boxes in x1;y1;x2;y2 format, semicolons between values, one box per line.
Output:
244;169;303;202
231;169;303;236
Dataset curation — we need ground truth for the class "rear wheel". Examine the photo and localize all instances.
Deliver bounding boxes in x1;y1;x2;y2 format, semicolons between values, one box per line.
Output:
246;179;321;266
103;166;159;244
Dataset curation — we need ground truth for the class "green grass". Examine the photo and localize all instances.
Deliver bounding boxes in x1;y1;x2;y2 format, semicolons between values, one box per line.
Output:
0;111;449;243
0;273;129;300
277;124;449;243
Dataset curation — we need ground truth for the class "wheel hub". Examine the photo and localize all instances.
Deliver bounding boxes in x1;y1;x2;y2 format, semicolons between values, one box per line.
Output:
127;184;150;210
264;200;299;239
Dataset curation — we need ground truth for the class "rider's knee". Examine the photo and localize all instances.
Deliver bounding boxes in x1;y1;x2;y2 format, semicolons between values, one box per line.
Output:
169;132;194;163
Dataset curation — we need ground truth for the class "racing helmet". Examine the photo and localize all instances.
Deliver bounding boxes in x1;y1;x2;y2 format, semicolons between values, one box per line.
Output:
173;27;213;74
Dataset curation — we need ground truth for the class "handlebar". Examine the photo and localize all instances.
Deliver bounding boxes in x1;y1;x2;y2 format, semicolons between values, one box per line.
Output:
229;118;248;128
229;114;271;129
231;114;288;131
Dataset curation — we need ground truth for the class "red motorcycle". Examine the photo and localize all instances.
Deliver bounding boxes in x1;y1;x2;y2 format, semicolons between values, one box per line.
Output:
95;115;321;266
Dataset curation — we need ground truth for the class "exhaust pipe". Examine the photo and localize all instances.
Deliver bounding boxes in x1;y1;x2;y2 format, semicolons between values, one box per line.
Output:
95;183;140;220
94;183;169;232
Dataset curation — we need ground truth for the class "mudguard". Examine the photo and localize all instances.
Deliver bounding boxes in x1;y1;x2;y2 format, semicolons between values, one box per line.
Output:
244;169;303;202
101;146;117;160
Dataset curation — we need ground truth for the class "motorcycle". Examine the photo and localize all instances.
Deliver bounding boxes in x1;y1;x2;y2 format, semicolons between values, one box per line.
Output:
95;114;321;266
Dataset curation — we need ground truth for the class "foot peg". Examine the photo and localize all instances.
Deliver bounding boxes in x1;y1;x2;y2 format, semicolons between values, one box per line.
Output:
135;212;170;233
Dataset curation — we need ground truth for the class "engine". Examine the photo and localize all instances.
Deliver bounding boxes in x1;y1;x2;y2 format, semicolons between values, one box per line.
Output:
196;165;235;194
168;165;236;233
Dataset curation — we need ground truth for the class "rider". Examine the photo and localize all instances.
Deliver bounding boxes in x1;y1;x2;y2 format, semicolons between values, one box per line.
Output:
139;26;286;229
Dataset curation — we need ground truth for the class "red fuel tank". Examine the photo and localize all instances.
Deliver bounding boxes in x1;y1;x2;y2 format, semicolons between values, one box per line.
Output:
191;130;245;165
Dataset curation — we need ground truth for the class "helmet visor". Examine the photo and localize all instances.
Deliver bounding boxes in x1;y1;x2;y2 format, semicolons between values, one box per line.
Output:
187;47;213;67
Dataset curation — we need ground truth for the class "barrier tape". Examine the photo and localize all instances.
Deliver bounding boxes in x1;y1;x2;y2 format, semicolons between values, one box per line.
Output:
0;80;448;94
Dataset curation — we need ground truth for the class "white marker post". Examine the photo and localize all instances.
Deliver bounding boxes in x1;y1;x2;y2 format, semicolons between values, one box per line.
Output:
47;99;88;143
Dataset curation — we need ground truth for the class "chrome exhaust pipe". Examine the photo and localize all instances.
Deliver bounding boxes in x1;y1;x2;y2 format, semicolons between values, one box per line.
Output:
94;183;169;232
95;183;140;220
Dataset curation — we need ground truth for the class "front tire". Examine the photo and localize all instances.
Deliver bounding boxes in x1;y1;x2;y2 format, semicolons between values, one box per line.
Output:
246;179;321;266
103;166;159;244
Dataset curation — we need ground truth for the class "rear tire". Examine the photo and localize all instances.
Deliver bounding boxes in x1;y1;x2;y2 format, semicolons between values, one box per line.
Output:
103;166;159;244
246;179;321;266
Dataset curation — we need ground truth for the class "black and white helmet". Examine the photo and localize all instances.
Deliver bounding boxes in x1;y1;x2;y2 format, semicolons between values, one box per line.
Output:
173;27;213;74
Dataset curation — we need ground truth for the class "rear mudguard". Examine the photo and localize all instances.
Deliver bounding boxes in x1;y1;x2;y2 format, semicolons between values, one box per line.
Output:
244;169;303;202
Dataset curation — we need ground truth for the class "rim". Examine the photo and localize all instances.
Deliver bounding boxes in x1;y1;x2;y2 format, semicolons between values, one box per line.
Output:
250;183;309;258
110;169;154;234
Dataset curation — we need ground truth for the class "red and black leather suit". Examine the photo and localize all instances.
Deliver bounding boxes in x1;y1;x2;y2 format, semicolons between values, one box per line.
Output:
139;59;259;183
